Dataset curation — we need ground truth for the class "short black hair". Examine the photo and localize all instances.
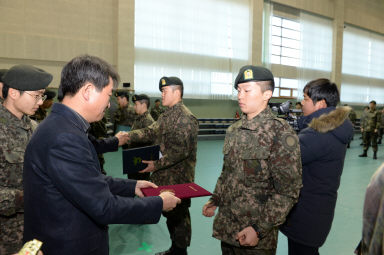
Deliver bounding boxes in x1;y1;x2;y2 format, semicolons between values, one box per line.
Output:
170;85;183;98
139;99;150;108
303;78;339;107
2;83;24;100
2;83;8;99
60;55;120;97
369;100;376;105
155;99;161;103
295;102;302;107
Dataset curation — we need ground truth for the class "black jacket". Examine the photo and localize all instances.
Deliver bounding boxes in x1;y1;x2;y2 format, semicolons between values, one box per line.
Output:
23;103;163;255
280;106;354;247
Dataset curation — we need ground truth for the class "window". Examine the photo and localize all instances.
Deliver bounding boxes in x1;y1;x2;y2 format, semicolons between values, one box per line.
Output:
341;25;384;104
134;0;250;99
271;16;301;67
273;78;299;98
269;9;333;100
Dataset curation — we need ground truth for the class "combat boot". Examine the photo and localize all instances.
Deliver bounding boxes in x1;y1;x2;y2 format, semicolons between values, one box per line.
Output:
359;150;367;157
373;152;377;160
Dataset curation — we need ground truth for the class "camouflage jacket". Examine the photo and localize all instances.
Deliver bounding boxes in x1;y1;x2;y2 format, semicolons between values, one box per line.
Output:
0;104;36;216
361;163;384;255
89;117;108;139
362;109;381;132
114;105;136;127
150;106;165;121
349;110;357;125
132;111;155;131
210;107;302;250
127;101;198;185
129;111;155;148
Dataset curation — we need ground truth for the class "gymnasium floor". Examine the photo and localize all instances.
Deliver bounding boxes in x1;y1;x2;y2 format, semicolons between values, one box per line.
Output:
104;135;383;255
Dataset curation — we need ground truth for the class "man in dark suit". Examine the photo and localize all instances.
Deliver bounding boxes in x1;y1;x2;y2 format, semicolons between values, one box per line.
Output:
23;55;180;255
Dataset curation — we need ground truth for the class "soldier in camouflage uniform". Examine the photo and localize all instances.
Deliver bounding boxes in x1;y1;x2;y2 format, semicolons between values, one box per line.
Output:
30;90;56;122
0;65;52;254
114;90;136;132
378;108;384;144
126;77;198;255
0;69;8;104
202;65;302;255
127;94;155;181
151;98;165;121
359;100;381;159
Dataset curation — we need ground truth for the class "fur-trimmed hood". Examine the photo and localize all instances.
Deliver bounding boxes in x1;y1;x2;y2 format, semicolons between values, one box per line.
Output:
298;106;354;145
309;106;351;133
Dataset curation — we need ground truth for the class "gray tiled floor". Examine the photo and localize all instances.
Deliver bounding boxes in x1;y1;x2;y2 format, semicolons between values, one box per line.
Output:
105;136;383;255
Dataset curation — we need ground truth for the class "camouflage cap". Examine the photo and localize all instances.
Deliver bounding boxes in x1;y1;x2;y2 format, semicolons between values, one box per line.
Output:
132;94;150;102
2;64;53;91
44;90;57;100
234;65;274;89
0;69;8;83
159;76;183;91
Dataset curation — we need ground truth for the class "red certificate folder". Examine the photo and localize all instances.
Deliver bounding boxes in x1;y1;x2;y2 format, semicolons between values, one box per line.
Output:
141;183;212;199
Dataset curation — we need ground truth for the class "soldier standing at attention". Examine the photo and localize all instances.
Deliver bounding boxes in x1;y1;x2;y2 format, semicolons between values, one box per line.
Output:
151;98;165;121
359;100;381;159
114;90;136;132
202;65;302;255
0;65;52;254
125;77;198;255
30;90;56;122
127;94;155;181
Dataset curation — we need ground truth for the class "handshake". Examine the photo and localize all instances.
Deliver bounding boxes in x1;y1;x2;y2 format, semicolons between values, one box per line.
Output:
135;181;181;211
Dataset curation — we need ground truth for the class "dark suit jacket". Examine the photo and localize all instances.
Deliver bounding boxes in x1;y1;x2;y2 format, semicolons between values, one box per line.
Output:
88;134;119;154
23;103;163;255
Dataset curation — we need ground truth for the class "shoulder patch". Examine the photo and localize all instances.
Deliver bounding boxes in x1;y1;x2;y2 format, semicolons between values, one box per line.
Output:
281;132;298;151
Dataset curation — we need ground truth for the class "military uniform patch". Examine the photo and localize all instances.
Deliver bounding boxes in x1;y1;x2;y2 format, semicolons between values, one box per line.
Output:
244;69;253;80
282;133;298;150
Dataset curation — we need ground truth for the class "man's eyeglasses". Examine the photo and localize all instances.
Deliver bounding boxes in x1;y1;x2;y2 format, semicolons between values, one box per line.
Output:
24;92;47;102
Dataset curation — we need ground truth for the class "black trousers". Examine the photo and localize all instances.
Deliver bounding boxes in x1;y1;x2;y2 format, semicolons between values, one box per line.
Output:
221;242;275;255
162;199;191;249
288;238;319;255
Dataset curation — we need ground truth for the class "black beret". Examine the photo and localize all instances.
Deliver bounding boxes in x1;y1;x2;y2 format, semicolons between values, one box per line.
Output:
0;69;8;83
132;94;150;102
159;76;183;91
234;65;274;89
2;65;53;91
114;90;129;98
44;90;57;100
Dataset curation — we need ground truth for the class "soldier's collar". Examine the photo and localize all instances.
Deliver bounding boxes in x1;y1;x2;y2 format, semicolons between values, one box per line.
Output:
0;103;32;130
241;107;273;129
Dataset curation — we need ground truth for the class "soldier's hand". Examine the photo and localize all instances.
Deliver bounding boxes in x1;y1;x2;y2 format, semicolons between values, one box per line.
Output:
115;131;129;146
202;201;217;217
135;180;158;197
374;129;378;133
140;160;155;173
236;226;259;246
159;191;181;212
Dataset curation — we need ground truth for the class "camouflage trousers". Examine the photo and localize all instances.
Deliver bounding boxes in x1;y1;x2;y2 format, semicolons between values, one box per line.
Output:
221;242;276;255
363;131;378;152
162;199;191;248
0;213;24;254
